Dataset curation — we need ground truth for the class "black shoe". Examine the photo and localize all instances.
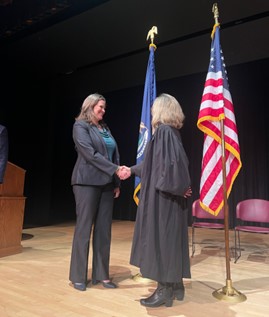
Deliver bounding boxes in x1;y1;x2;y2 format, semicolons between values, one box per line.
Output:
173;282;185;301
72;282;86;291
92;280;117;288
102;281;117;288
140;283;173;307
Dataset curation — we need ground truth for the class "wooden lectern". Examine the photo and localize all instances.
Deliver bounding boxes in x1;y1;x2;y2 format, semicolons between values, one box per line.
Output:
0;162;26;257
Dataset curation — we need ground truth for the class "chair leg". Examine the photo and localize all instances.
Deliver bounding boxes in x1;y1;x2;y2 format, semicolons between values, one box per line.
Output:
238;231;241;260
234;229;237;263
234;229;241;263
192;226;195;257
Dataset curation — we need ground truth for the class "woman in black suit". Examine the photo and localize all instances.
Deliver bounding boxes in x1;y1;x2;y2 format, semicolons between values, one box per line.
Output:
69;93;121;291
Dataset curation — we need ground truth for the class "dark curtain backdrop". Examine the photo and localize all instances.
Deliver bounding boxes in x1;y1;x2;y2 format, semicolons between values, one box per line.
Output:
1;58;268;228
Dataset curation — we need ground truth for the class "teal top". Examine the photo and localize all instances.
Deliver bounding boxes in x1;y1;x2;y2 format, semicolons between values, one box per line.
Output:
99;128;116;161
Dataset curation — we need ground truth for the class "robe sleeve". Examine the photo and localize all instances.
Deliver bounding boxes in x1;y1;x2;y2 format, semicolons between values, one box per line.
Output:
131;161;143;177
154;125;191;197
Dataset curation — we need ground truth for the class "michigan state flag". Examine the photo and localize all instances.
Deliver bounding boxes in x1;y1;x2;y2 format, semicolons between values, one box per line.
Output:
133;44;157;205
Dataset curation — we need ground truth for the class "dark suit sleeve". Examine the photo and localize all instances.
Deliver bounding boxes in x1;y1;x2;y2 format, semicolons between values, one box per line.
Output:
0;126;8;183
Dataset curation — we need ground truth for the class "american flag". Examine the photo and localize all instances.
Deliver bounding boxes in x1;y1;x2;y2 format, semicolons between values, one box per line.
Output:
197;24;242;216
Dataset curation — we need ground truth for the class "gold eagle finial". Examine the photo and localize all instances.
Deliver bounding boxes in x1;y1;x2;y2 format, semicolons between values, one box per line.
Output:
146;26;158;45
212;3;219;24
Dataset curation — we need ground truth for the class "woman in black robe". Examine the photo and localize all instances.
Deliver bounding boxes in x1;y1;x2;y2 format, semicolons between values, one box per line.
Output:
129;93;192;307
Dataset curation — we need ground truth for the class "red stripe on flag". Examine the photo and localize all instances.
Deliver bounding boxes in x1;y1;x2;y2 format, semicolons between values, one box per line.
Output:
204;77;223;87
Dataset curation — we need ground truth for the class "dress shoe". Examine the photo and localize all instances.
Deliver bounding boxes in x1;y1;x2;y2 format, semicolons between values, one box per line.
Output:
102;281;117;288
172;282;185;301
73;282;86;291
92;280;117;288
140;283;173;307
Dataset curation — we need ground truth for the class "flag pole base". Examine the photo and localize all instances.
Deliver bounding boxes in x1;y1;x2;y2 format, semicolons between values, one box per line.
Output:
212;279;247;303
131;273;154;284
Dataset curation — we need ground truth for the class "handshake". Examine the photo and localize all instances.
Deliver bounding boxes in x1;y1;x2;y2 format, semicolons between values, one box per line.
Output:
116;166;131;180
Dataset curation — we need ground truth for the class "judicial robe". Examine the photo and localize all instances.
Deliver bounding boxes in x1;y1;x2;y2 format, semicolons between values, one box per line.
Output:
130;124;191;282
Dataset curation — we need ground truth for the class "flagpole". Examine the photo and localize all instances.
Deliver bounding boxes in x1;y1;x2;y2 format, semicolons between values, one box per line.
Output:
211;3;246;302
132;26;157;285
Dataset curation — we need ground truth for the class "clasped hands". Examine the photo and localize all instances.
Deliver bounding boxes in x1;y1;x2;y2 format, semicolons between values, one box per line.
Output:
116;166;131;180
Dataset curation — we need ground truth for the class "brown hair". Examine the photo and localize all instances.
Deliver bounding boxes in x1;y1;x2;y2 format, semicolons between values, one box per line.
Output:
76;93;106;123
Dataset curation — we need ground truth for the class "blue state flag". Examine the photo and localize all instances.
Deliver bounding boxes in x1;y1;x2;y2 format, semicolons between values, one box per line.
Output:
133;44;157;205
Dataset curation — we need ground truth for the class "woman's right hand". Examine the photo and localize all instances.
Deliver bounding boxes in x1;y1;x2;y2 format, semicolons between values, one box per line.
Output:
116;166;131;180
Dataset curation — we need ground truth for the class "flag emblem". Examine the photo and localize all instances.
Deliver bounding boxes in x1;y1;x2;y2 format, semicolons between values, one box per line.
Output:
137;122;149;159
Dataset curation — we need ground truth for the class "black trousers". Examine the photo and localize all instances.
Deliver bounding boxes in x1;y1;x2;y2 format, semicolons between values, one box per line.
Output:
69;183;114;283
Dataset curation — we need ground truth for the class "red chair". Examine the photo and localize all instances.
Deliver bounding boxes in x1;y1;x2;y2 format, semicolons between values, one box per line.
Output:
234;199;269;263
191;199;225;257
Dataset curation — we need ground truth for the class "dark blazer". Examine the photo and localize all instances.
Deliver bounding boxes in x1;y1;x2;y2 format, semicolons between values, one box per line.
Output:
71;120;120;187
0;124;8;183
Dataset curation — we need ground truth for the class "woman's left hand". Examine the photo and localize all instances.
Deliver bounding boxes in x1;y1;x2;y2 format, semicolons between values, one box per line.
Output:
183;187;192;198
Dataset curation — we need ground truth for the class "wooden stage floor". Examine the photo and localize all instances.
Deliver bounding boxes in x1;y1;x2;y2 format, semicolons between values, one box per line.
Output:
0;220;268;317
